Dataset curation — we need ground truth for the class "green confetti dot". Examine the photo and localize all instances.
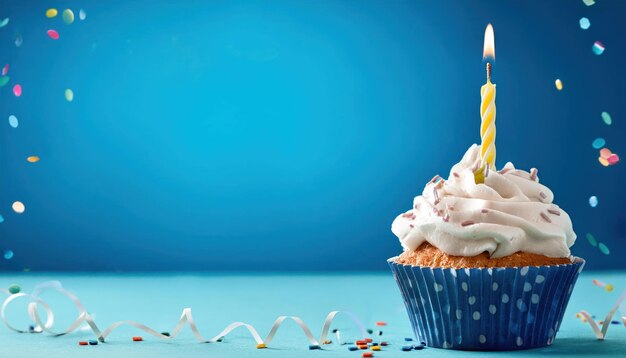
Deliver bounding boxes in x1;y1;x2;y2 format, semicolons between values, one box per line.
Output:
601;112;612;125
586;233;597;247
8;284;20;294
0;76;9;87
598;243;610;255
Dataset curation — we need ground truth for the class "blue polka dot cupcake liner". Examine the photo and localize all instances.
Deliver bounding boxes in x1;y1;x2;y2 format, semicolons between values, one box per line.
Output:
388;257;585;350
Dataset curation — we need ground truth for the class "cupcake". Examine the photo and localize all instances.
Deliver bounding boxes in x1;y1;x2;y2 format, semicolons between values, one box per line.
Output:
388;144;584;350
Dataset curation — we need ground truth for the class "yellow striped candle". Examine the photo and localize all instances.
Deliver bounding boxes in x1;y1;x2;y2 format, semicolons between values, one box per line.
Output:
475;24;496;184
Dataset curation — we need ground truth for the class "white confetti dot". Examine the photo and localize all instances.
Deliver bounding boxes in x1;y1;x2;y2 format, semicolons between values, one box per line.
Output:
492;282;499;291
479;335;486;344
531;294;540;304
461;282;468;292
487;268;493;275
473;311;481;320
468;296;476;305
502;293;510;303
524;282;532;292
12;201;25;214
489;304;497;314
589;196;598;208
456;309;463;320
535;275;545;284
516;336;524;346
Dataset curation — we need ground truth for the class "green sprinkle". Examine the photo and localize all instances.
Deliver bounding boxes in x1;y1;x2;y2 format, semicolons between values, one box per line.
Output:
586;233;597;247
598;243;610;255
8;284;20;294
0;76;9;87
601;112;612;125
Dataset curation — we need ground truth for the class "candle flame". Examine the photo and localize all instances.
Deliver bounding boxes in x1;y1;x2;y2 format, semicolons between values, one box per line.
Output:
483;23;495;60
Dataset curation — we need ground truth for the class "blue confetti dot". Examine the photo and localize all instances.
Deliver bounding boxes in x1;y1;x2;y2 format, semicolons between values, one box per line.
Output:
4;250;14;260
579;17;590;30
589;196;598;208
592;138;605;149
8;115;18;128
0;215;4;223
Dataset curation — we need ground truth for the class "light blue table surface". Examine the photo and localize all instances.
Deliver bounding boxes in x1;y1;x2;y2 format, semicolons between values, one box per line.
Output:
0;271;624;358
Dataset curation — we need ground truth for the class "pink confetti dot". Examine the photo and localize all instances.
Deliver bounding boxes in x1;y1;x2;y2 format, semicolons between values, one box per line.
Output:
13;84;22;97
47;29;60;40
1;64;8;76
600;148;612;159
607;154;620;165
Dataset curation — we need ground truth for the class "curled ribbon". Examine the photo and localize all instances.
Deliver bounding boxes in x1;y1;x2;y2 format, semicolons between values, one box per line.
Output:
1;281;366;346
578;289;626;340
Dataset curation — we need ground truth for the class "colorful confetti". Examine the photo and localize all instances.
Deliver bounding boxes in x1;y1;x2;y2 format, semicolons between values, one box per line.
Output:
598;243;610;255
579;17;590;30
592;138;605;149
0;215;4;223
600;148;612;159
586;233;597;247
3;250;14;260
607;154;620;165
7;284;20;294
13;84;22;97
0;76;8;87
2;64;8;76
65;88;74;102
0;18;9;28
47;29;60;40
601;112;612;125
598;157;609;167
14;33;22;47
62;9;74;25
8;115;18;128
592;41;605;55
12;201;25;214
592;279;614;292
582;0;595;5
79;9;87;21
589;196;598;208
555;79;563;91
27;156;40;163
598;148;619;166
46;8;58;18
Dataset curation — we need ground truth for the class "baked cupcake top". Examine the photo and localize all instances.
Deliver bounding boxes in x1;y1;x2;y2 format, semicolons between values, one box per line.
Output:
391;145;576;259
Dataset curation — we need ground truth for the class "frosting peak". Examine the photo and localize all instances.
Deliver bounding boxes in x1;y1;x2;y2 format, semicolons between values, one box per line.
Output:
391;145;576;258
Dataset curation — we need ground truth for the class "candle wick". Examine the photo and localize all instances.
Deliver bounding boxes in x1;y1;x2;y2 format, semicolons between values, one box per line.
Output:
486;62;492;82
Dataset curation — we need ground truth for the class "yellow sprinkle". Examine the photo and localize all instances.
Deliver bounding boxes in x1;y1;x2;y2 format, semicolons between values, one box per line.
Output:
605;284;614;292
576;313;582;318
256;343;266;349
27;156;40;163
555;79;563;91
371;346;381;351
323;340;332;345
46;8;58;18
599;157;609;167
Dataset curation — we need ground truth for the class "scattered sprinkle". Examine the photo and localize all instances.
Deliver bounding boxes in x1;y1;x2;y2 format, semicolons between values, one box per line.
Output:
2;64;8;76
592;138;605;149
605;284;614;292
132;336;143;342
586;233;597;247
0;18;9;28
47;29;60;40
256;343;266;349
309;344;320;350
453;172;459;178
12;201;25;214
65;88;74;102
461;220;474;227
539;191;547;199
555;79;563;91
8;115;18;128
530;168;537;181
540;212;552;223
78;341;88;346
598;157;609;167
592;41;605;55
62;9;75;24
79;9;87;21
4;250;14;260
598;242;610;255
13;84;22;97
8;284;20;294
607;154;619;165
46;8;58;18
404;337;413;342
600;148;612;159
589;196;598;207
375;322;387;326
27;156;40;163
579;17;590;30
89;340;98;345
443;214;450;222
0;76;8;87
601;112;612;125
547;208;561;216
582;0;595;6
14;33;22;47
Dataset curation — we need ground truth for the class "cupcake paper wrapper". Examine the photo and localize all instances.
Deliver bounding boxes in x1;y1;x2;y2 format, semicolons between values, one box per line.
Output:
389;257;585;350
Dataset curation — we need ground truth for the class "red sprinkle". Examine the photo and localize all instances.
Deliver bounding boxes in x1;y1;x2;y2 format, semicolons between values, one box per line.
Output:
365;338;373;343
362;352;374;358
453;172;460;178
547;209;560;216
356;340;367;345
78;341;88;346
540;212;552;223
539;191;547;199
461;220;475;227
375;321;387;326
132;336;143;342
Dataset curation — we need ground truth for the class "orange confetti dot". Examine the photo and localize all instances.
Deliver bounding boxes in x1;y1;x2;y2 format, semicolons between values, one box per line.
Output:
600;148;612;159
27;156;40;163
598;157;609;167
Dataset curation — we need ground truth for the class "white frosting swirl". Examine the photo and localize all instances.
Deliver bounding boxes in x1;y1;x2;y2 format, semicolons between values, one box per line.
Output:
391;145;576;258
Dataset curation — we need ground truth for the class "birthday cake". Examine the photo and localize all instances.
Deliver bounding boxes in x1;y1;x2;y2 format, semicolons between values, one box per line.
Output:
388;145;584;350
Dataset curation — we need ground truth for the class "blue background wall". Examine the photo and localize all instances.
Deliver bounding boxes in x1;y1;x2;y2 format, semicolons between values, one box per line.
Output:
0;0;624;271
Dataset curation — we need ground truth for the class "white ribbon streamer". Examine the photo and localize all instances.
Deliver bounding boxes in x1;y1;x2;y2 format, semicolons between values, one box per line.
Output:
1;281;366;347
578;289;626;340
